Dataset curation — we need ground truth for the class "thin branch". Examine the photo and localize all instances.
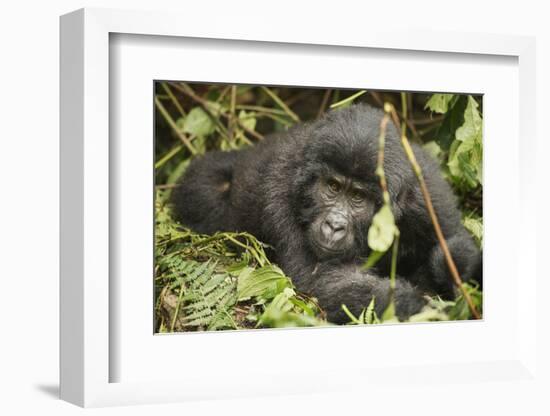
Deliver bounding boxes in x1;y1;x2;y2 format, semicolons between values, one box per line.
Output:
228;85;237;140
376;113;392;204
400;92;408;137
261;86;300;122
171;82;233;141
317;89;332;119
171;82;262;142
155;144;183;169
154;96;197;155
235;105;288;116
385;103;481;320
155;183;179;190
330;90;367;109
161;82;186;118
370;91;421;141
410;115;444;125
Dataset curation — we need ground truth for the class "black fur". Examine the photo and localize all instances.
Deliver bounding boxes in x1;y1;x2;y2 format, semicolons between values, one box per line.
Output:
171;104;482;323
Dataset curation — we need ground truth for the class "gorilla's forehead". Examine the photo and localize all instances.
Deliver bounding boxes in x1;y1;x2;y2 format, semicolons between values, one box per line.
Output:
318;147;376;181
301;103;405;184
306;131;379;182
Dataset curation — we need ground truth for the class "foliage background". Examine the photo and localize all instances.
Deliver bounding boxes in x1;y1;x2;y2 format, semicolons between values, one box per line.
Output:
154;82;483;332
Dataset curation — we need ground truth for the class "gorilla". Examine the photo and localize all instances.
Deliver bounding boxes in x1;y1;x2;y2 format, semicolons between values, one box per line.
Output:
171;104;482;323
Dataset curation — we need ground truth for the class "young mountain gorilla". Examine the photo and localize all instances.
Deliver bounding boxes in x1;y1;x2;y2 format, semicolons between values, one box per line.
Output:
171;104;482;323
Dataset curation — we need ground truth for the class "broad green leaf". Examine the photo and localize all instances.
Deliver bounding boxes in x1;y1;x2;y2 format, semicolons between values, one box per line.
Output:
238;110;257;131
463;216;483;247
181;106;216;137
408;308;450;322
367;204;397;252
236;265;290;301
455;96;482;143
447;96;483;189
433;95;467;151
259;287;325;328
425;94;455;114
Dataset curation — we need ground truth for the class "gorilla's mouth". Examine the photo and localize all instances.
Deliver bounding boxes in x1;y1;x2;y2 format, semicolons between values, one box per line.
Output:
311;239;349;258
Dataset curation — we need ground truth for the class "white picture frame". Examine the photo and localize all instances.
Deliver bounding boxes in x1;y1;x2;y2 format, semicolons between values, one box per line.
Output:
60;7;543;408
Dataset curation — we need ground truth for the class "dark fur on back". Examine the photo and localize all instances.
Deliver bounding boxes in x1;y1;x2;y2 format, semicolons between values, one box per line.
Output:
171;104;482;323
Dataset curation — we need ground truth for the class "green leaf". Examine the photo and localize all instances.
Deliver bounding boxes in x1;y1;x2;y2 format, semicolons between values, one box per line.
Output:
238;110;257;131
181;106;216;137
433;95;467;151
455;96;482;143
447;96;483;189
425;94;455;114
448;283;483;320
408;308;450;322
364;297;380;324
259;288;325;328
236;265;290;301
463;216;483;247
367;204;397;252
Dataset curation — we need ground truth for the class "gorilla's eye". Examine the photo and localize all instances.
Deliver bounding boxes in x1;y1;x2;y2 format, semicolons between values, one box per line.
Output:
327;178;342;193
351;189;366;203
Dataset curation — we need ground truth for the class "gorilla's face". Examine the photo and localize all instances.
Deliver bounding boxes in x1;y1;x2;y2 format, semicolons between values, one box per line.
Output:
306;172;376;260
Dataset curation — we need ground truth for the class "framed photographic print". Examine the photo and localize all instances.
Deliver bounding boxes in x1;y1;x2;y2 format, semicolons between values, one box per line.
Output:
60;7;542;409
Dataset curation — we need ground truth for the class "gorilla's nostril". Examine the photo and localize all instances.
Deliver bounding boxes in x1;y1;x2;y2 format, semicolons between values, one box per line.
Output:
321;221;333;237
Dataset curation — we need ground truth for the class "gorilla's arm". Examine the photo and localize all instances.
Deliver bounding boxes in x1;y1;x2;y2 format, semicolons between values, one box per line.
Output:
303;264;426;324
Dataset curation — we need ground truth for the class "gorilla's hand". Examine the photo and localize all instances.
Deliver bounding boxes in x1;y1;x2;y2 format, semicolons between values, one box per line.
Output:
421;231;482;299
307;264;426;324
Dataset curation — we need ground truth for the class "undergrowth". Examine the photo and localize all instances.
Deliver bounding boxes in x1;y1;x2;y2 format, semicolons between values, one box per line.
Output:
155;191;482;332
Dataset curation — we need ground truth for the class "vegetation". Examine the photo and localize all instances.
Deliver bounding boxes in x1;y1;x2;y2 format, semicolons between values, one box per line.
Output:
154;83;483;332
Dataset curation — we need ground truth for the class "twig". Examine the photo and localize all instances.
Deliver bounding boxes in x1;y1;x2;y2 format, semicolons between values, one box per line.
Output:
171;82;233;141
284;89;316;107
369;91;384;107
400;92;408;137
385;103;481;319
155;183;179;190
370;91;420;142
330;90;367;109
261;86;300;122
376;114;392;204
228;85;237;140
155;144;184;169
235;105;288;116
410;115;444;126
317;89;332;119
161;82;186;118
172;82;262;142
154;97;197;155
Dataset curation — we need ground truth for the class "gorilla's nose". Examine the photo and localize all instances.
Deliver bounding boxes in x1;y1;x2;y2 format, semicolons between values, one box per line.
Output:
321;213;348;242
